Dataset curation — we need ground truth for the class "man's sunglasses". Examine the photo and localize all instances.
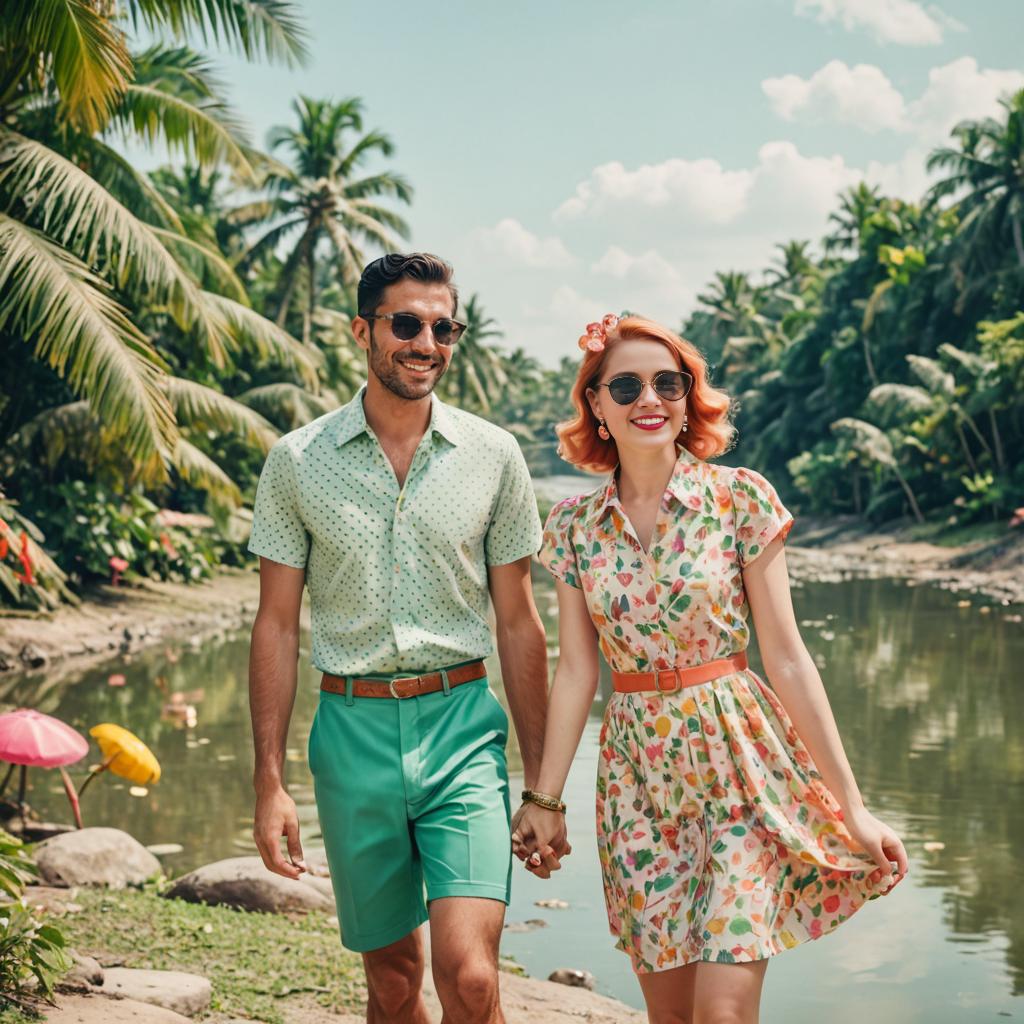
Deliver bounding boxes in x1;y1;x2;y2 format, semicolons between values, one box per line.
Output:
364;312;467;346
594;370;694;405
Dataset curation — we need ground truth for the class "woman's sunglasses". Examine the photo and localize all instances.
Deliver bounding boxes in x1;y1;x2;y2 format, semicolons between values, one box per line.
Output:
594;370;694;405
364;312;467;346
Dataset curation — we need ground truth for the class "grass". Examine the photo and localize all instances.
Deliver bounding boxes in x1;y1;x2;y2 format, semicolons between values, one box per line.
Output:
57;885;366;1023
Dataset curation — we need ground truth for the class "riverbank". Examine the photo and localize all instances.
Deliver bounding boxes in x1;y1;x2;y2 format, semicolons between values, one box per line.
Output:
789;516;1024;606
0;568;265;684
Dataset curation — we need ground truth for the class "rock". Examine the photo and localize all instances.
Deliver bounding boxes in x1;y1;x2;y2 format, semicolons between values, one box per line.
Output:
547;968;595;990
0;647;17;672
34;828;162;888
19;642;47;668
163;856;333;914
503;918;548;933
100;968;211;1017
66;950;104;987
47;992;195;1022
534;897;569;909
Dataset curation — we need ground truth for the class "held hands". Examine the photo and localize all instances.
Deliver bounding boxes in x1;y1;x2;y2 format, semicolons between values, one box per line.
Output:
843;805;909;894
253;784;308;880
511;801;572;879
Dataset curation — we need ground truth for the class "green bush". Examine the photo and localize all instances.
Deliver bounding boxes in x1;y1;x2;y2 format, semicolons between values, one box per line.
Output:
27;481;246;589
0;831;71;1013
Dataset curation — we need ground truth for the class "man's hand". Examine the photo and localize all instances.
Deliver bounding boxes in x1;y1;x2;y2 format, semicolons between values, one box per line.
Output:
254;784;307;879
511;802;571;879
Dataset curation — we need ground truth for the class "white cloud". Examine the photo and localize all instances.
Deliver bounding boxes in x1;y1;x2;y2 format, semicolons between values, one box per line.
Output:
591;246;684;286
554;158;754;226
794;0;946;46
469;217;574;269
907;57;1024;140
762;61;907;131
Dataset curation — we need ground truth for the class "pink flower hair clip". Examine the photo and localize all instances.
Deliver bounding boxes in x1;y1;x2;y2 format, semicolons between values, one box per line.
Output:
577;313;620;353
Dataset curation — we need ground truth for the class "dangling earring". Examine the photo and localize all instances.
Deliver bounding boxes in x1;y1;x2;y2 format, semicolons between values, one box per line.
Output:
597;419;610;440
681;410;689;433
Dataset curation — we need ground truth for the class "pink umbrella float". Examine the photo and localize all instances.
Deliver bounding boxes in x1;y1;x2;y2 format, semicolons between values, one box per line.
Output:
0;709;89;828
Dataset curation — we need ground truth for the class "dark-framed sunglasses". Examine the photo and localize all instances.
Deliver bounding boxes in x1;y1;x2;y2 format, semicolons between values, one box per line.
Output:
364;312;467;346
595;370;693;405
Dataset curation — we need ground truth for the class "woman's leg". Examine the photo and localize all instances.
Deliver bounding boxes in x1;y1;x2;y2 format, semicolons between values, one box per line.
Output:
693;959;768;1024
637;962;698;1024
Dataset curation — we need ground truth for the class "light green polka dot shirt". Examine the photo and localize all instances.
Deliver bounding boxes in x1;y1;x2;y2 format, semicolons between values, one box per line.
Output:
248;386;543;676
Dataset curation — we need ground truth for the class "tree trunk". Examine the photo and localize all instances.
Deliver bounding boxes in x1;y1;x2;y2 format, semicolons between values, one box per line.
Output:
1013;215;1024;267
862;333;879;387
954;421;979;475
304;239;316;348
892;467;925;523
989;409;1006;472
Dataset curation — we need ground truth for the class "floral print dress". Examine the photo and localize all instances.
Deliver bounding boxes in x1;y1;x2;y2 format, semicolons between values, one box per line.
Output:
538;445;892;974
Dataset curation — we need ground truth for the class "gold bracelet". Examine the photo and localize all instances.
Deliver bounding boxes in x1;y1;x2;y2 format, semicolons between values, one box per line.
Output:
522;789;566;813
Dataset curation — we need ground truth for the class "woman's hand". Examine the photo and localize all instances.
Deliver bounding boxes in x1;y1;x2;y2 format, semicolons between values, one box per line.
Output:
511;802;571;879
843;805;909;893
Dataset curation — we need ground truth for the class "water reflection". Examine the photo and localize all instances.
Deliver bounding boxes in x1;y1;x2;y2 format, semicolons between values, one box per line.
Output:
2;573;1022;1019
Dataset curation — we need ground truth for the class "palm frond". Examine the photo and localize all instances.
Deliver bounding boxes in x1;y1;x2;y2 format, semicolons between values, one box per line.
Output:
152;227;247;302
203;291;321;387
0;129;233;366
124;0;309;67
10;0;132;132
165;377;279;452
237;382;334;430
173;437;241;504
0;213;177;468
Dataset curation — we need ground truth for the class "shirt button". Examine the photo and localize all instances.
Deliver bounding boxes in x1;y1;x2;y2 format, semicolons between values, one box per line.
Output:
394;564;400;574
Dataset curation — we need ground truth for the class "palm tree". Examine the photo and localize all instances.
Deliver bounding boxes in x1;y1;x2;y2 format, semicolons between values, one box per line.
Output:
927;88;1024;268
441;295;508;414
234;96;413;341
825;183;884;255
0;2;312;482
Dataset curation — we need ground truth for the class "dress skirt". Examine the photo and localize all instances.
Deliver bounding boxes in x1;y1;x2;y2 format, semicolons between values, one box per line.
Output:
596;665;893;973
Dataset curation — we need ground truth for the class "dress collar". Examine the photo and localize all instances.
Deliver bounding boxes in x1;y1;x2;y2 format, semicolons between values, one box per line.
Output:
595;445;705;520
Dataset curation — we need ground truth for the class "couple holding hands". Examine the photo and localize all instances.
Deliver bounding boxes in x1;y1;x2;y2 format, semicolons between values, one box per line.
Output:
248;252;906;1024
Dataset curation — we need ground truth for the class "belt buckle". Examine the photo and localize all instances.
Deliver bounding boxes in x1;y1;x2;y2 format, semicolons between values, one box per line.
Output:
655;671;680;695
388;676;419;699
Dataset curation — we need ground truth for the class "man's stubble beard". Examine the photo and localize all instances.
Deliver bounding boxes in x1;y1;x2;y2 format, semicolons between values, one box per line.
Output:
367;332;448;401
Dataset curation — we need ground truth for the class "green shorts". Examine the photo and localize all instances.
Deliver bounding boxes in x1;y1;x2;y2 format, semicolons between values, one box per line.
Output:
307;671;512;953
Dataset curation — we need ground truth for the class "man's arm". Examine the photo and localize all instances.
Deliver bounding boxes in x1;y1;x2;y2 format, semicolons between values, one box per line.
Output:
488;556;548;790
250;556;307;879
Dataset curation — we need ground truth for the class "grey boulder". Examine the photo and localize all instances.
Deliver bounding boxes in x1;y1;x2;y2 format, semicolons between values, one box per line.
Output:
34;828;161;888
100;968;211;1017
163;856;334;914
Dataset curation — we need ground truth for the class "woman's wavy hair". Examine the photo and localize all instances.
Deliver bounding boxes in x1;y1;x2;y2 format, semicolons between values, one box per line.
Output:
556;316;735;473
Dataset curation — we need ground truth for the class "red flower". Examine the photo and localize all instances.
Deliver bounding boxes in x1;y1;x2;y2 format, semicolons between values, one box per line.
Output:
823;894;841;914
109;556;129;586
14;532;34;586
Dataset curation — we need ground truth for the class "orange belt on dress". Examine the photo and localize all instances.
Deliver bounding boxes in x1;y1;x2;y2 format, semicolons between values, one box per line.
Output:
612;651;748;695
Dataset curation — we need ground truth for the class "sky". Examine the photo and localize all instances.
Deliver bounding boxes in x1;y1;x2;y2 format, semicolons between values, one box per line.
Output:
198;0;1024;365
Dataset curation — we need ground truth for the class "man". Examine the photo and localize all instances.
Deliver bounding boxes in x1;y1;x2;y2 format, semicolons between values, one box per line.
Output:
248;252;566;1024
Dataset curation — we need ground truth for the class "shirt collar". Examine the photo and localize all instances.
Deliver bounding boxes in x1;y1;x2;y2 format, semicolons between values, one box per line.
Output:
334;386;461;447
595;445;705;520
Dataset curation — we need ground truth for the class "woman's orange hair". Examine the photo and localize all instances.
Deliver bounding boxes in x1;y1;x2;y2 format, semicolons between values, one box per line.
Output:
556;316;734;473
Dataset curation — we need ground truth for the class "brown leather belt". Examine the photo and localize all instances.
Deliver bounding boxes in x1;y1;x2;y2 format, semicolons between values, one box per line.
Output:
612;652;748;694
320;659;487;699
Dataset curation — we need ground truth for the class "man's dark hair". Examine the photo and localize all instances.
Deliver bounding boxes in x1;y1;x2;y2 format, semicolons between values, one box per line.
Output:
357;253;458;318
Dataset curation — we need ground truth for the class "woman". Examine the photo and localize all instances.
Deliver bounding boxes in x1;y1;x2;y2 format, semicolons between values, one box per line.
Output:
512;314;907;1024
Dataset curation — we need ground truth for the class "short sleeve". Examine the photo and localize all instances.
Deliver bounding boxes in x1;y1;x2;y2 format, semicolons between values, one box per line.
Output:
484;439;543;566
537;498;582;589
248;441;310;569
731;467;794;568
